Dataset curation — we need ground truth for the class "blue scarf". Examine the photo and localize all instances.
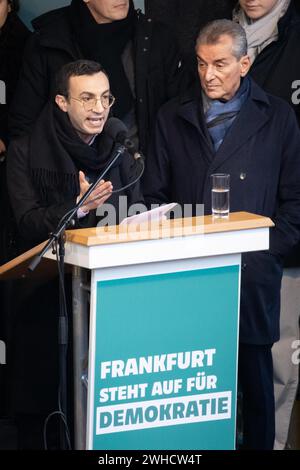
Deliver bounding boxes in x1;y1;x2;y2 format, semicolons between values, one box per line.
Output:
205;77;250;152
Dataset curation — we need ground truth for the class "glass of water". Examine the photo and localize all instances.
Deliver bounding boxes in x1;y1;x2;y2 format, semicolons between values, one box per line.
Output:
211;173;230;218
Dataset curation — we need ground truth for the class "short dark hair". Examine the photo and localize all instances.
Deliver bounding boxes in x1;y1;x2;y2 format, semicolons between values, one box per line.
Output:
55;60;108;97
9;0;20;12
196;19;248;60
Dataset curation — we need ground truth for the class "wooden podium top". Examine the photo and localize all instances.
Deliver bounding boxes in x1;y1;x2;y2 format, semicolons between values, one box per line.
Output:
0;212;273;280
0;241;53;280
66;211;273;246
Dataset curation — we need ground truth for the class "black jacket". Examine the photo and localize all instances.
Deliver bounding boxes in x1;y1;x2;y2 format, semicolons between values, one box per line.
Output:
249;1;300;127
0;13;30;265
7;133;144;251
144;79;300;344
247;1;300;266
8;6;185;154
0;13;30;144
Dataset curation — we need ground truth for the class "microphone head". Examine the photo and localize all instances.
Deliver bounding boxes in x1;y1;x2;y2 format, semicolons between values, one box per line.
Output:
104;117;128;144
104;117;140;158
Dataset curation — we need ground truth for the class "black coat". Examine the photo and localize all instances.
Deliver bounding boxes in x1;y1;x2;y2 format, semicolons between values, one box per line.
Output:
0;13;30;144
147;0;236;60
0;13;30;263
249;2;300;127
143;79;300;344
0;14;30;418
8;6;185;154
7;134;143;250
247;1;300;266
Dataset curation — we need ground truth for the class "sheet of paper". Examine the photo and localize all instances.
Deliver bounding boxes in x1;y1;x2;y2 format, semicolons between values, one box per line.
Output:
120;203;178;226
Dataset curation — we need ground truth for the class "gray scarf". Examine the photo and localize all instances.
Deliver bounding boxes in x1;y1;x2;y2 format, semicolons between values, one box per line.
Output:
233;0;291;64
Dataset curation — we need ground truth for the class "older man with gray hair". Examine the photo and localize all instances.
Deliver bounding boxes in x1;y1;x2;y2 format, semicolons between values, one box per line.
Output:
143;19;300;449
233;0;300;450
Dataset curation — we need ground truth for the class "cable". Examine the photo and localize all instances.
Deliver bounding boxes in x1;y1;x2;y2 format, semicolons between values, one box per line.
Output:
43;410;71;450
43;238;72;450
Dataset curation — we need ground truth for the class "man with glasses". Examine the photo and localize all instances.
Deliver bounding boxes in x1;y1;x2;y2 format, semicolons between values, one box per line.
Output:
5;59;143;449
7;59;143;247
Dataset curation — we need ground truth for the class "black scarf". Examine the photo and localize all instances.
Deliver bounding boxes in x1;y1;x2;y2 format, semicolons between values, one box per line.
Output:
69;0;136;119
29;102;115;202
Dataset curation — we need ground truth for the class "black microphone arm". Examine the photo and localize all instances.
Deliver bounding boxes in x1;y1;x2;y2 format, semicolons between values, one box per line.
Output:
28;143;126;271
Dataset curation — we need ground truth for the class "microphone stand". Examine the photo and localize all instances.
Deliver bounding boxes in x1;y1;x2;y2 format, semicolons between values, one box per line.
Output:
28;144;126;449
29;144;126;272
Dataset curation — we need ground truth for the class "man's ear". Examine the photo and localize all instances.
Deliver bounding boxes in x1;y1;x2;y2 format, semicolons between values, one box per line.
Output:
240;54;251;77
55;94;68;112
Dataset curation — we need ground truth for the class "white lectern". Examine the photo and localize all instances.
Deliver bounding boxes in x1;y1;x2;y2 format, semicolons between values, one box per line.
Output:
0;212;273;450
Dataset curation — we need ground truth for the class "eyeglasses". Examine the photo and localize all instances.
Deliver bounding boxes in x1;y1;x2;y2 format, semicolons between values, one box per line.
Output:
70;93;115;111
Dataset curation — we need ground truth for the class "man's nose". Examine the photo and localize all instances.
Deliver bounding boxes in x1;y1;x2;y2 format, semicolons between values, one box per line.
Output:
92;98;105;112
205;66;216;81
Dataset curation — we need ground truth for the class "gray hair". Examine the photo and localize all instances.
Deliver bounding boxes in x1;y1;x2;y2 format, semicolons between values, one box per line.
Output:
196;19;248;60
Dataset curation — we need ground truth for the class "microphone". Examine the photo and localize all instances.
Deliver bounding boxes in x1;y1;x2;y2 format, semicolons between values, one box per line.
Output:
104;117;144;161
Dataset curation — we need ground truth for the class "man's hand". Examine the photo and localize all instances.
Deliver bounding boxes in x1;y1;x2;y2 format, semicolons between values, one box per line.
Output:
78;170;113;213
0;139;6;154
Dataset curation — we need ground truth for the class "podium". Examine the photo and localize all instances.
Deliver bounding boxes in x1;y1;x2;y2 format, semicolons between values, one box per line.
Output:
0;212;273;450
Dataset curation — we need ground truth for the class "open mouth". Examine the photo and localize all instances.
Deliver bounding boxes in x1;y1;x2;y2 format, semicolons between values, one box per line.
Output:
87;117;104;126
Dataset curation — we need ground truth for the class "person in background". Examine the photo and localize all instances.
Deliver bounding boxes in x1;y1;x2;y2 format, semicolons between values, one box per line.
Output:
0;0;30;263
0;0;30;155
145;0;237;71
233;0;300;123
8;0;185;155
143;19;300;449
233;0;300;450
0;0;30;426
